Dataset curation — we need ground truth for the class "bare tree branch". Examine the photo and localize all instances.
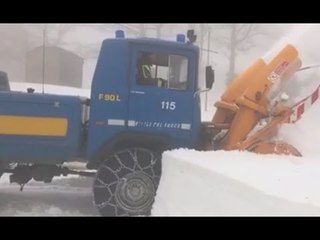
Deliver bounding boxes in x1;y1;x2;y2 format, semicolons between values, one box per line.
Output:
215;24;262;82
235;25;254;44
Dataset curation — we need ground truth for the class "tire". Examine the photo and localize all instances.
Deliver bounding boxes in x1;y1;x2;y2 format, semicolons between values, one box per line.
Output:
93;148;162;216
0;161;6;179
0;162;3;177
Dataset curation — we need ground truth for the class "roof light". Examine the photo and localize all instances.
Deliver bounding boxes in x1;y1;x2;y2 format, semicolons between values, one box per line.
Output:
115;30;125;39
176;34;186;43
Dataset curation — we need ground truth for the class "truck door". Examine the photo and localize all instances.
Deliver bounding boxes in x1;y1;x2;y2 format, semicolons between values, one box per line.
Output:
127;45;196;147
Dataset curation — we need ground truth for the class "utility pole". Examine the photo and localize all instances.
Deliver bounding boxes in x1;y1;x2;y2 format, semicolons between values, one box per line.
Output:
199;24;204;61
42;25;47;94
205;31;211;112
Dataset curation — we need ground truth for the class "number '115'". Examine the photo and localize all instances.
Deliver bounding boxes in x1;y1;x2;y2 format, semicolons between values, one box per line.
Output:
161;101;176;110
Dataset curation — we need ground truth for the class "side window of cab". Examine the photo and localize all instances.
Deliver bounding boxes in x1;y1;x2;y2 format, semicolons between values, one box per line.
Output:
136;51;188;90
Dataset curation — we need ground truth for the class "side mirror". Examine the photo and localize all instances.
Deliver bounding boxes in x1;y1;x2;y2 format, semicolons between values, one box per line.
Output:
205;66;214;89
27;88;35;93
0;71;10;91
187;29;197;44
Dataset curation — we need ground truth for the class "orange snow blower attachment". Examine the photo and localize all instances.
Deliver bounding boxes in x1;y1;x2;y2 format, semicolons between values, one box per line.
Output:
206;44;303;156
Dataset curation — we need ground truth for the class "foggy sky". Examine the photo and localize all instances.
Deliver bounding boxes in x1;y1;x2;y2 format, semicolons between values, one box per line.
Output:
0;24;319;97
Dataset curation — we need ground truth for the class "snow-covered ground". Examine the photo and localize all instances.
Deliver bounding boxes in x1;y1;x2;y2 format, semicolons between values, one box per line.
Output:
0;175;98;216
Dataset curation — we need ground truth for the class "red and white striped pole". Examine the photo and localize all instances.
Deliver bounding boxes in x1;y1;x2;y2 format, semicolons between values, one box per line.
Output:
283;83;320;123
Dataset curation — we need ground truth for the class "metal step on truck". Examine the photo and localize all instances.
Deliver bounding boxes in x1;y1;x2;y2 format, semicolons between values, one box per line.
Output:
0;29;305;216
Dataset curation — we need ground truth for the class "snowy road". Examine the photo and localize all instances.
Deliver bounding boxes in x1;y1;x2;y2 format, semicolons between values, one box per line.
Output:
0;175;99;216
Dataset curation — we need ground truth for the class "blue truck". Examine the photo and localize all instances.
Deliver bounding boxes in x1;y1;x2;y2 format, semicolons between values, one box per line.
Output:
0;30;214;216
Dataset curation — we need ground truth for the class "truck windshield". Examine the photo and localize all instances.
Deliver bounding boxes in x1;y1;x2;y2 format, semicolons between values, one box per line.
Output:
136;51;188;90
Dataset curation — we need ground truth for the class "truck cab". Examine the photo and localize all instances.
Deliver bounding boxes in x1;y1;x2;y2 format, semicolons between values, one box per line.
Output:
86;32;203;168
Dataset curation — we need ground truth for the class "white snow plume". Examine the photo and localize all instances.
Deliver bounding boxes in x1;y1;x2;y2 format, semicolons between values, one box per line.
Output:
278;100;320;158
262;25;320;102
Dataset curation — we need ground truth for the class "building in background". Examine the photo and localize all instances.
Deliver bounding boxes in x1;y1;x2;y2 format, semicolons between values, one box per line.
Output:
26;46;83;88
82;58;97;89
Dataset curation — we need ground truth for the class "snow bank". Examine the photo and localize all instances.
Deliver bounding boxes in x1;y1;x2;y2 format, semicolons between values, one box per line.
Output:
153;149;320;216
10;82;90;98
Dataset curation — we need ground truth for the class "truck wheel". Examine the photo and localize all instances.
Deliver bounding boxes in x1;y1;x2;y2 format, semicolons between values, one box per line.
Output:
0;162;4;179
93;148;162;216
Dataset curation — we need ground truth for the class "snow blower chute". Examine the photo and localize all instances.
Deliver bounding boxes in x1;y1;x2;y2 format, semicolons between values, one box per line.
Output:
202;44;309;156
